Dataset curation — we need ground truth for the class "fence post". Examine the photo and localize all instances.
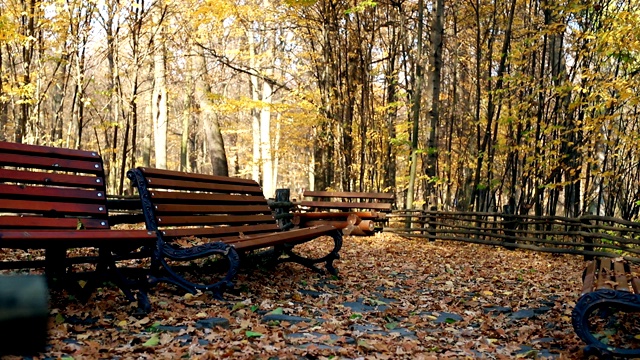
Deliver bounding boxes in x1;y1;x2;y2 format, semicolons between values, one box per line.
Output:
581;216;594;261
502;204;516;244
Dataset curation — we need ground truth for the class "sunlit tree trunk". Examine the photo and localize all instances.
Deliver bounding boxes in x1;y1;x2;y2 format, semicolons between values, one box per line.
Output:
406;0;425;211
194;48;228;176
247;27;261;183
423;0;445;209
151;3;167;169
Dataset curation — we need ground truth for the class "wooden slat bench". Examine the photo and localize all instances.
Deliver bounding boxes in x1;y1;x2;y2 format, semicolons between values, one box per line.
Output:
126;167;343;297
294;190;395;235
0;141;156;312
572;257;640;358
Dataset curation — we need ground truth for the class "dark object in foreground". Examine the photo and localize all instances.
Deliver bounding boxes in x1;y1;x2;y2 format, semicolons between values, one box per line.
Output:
572;257;640;358
0;275;48;356
127;167;343;298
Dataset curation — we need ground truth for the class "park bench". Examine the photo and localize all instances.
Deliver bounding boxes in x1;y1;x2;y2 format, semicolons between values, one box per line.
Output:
126;167;343;298
572;257;640;358
294;190;395;235
0;141;156;312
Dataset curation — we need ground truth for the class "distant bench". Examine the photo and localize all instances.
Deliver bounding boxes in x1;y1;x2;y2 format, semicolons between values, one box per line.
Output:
572;257;640;358
294;190;395;236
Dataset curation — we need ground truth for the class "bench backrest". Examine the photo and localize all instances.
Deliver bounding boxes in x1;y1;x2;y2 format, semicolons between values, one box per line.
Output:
128;167;281;240
300;190;395;212
0;141;110;231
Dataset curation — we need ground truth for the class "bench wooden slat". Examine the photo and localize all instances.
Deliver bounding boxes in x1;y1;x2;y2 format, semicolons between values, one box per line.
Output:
0;153;103;174
632;277;640;294
0;184;105;201
0;169;104;188
299;200;393;211
0;141;100;160
143;177;264;195
0;217;108;229
139;167;258;186
581;260;597;295
596;258;612;290
613;260;630;291
303;191;394;200
222;225;336;251
0;229;154;248
154;204;272;215
294;211;383;221
156;214;277;226
162;224;281;239
149;191;266;204
0;199;107;216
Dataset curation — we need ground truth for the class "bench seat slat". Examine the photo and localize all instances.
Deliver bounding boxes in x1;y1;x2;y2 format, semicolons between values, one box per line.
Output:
299;200;392;211
223;225;336;252
596;258;613;290
162;224;280;238
0;153;103;174
581;260;597;295
156;214;277;226
0;229;154;248
0;184;105;201
0;217;108;229
143;177;264;195
613;261;630;291
0;169;104;188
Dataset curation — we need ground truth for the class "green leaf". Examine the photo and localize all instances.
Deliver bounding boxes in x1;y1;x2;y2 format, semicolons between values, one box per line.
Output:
143;334;160;347
444;317;458;324
55;313;65;325
245;330;263;338
385;321;398;330
350;313;363;320
250;305;259;312
267;307;284;315
231;302;246;311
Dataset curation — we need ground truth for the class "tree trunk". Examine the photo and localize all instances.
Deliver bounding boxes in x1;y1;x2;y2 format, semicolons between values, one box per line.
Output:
406;0;425;211
151;3;167;169
423;0;445;209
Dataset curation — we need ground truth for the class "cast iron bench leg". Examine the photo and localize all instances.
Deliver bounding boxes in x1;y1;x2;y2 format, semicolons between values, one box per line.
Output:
146;241;240;299
572;288;640;358
279;229;343;276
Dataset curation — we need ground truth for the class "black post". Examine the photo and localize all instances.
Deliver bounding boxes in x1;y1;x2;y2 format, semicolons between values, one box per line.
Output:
275;188;293;230
0;275;49;356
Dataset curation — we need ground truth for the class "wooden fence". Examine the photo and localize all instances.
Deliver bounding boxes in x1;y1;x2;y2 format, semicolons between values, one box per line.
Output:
384;211;640;263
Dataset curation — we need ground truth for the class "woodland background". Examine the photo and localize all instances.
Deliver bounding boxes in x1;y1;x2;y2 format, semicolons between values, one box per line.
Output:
1;0;639;220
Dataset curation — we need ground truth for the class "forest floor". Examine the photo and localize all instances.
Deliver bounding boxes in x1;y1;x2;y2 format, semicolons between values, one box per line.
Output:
6;233;598;359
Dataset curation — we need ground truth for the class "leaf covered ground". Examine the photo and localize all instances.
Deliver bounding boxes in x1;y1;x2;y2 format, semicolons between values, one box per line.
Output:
18;233;594;359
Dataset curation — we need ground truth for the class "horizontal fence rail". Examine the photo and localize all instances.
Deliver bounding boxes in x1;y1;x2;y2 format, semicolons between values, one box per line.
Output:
384;211;640;263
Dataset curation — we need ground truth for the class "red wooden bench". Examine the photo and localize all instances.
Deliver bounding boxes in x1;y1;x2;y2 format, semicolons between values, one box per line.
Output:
0;141;156;312
126;167;343;297
294;190;395;235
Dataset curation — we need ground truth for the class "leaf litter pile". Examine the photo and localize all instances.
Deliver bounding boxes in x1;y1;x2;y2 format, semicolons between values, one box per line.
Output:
9;233;597;359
